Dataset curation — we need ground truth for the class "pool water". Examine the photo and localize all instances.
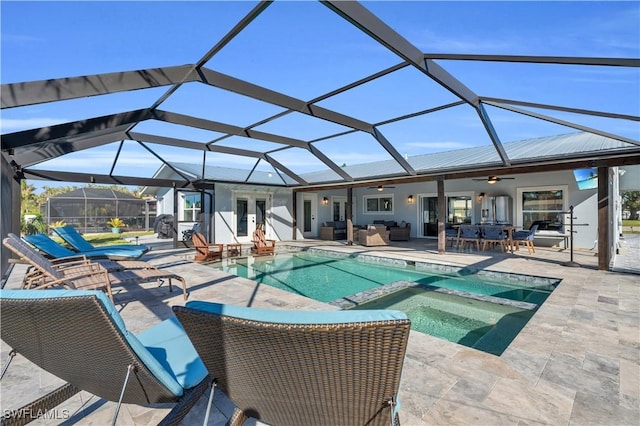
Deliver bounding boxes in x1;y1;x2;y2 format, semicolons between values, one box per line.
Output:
351;287;536;355
213;252;555;304
212;251;557;354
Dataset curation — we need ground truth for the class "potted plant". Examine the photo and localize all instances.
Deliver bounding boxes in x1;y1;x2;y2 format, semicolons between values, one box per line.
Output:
107;217;126;234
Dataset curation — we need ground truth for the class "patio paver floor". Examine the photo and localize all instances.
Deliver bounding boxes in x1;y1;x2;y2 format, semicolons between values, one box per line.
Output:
1;236;638;425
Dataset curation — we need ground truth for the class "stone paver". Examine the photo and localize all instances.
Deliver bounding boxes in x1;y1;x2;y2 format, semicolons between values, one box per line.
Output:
1;234;638;425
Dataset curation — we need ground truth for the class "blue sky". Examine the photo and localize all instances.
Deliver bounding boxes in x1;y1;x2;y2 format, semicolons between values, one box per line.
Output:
1;1;639;192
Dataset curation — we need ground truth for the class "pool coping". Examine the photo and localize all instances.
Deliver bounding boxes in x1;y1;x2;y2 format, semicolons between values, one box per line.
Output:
328;280;540;311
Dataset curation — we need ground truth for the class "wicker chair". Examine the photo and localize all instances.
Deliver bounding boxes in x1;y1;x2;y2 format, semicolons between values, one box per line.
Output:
3;233;188;301
358;224;390;246
173;301;411;426
53;225;149;258
0;289;209;426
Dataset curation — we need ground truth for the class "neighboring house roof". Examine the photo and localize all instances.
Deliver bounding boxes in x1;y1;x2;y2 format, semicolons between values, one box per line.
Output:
47;188;142;200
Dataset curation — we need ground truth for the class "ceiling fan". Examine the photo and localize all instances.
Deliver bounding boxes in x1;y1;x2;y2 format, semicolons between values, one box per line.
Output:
369;185;396;192
472;175;516;185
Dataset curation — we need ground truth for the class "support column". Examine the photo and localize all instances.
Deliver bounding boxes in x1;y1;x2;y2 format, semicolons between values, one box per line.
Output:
292;190;297;240
173;184;178;249
597;166;610;270
437;178;446;255
346;187;354;245
1;154;21;278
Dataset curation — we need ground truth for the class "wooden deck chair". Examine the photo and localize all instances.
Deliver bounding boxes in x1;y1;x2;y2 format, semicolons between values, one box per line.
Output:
173;302;411;426
251;224;276;255
0;289;210;426
3;234;188;302
191;232;223;262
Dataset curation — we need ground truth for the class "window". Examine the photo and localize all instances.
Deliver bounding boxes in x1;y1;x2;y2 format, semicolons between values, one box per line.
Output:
448;196;472;224
520;187;566;231
364;195;393;214
182;193;201;221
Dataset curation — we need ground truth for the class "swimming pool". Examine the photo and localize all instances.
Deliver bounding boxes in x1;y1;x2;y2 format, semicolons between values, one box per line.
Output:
212;251;557;304
212;250;559;354
351;286;536;355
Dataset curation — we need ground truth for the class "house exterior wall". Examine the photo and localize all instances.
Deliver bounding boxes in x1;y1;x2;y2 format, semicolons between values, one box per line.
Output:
154;184;293;244
213;186;234;243
151;168;612;249
315;169;603;248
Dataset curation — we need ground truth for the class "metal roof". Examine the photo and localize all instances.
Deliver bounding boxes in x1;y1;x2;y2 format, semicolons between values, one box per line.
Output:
156;131;633;189
2;1;639;190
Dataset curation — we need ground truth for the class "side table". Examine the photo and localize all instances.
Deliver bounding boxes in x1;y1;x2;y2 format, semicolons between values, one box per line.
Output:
226;243;242;257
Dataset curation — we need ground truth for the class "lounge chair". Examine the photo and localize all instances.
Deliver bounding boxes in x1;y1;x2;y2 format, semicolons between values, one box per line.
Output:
173;301;411;426
191;232;223;262
0;289;209;426
23;233;153;267
3;234;188;301
251;224;275;255
52;225;150;256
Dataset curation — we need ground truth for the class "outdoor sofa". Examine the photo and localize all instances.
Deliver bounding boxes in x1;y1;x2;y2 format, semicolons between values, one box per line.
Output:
320;220;348;240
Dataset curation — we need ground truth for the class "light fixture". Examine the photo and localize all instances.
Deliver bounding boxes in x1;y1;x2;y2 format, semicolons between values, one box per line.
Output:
377;185;384;192
477;192;485;201
487;176;499;184
322;197;329;205
407;195;414;204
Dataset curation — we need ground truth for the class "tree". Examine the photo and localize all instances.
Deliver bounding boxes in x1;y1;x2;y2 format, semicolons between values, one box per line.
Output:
21;180;40;215
622;190;640;220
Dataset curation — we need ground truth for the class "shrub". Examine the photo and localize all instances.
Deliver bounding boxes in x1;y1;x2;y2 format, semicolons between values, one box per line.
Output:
107;217;127;228
21;215;48;236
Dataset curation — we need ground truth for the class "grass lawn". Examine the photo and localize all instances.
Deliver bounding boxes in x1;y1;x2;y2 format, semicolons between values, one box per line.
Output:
52;231;155;247
622;219;640;234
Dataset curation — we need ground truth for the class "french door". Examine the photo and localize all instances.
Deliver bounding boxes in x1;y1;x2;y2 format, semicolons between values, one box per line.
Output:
235;192;269;243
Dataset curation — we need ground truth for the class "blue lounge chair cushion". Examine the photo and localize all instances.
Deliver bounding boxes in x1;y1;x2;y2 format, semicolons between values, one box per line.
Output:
185;300;408;324
53;226;150;253
0;290;205;396
137;317;208;389
23;233;146;260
